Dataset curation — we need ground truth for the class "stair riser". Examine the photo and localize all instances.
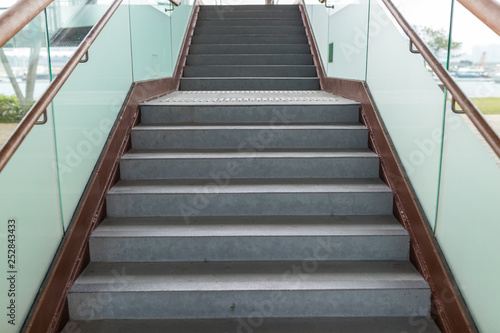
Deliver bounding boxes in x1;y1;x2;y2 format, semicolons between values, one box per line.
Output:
106;192;393;217
90;235;409;262
131;128;368;149
192;35;308;44
194;26;305;35
68;289;430;320
196;19;303;27
186;55;314;66
120;157;379;180
183;66;316;77
180;78;320;90
189;44;311;55
198;11;301;19
140;105;360;124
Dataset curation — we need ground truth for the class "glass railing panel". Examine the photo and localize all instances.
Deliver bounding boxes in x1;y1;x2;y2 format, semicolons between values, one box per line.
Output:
304;0;369;80
0;102;64;333
304;1;329;73
435;99;500;333
170;0;195;70
433;3;500;332
129;0;174;80
327;0;369;80
45;0;115;76
365;0;447;229
448;1;500;136
0;11;64;328
1;11;52;146
51;2;133;228
392;0;453;63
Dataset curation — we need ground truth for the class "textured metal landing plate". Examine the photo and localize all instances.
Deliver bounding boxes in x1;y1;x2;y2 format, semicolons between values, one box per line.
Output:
146;90;357;105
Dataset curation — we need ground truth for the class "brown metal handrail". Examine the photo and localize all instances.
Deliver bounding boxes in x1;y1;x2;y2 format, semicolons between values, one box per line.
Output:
0;0;54;48
381;0;500;159
0;0;123;172
457;0;500;37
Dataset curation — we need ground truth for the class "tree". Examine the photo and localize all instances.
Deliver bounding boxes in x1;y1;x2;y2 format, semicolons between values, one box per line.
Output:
0;15;43;113
0;94;25;123
419;27;462;56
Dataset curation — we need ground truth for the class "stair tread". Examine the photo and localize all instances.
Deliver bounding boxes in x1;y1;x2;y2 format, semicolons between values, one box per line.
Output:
192;34;305;36
133;123;365;130
196;18;303;22
187;53;311;55
63;317;441;333
197;18;302;20
122;148;377;160
196;25;304;27
108;178;391;195
70;260;428;293
191;43;306;46
93;215;406;238
181;76;317;78
183;64;316;67
200;5;299;9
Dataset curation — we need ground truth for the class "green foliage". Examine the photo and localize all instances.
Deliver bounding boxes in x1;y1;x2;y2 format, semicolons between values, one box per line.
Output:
471;98;500;115
0;94;26;123
420;27;462;55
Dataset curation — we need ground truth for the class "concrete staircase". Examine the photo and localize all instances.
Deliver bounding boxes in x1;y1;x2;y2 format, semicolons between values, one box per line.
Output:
181;5;320;90
62;5;441;333
62;89;440;332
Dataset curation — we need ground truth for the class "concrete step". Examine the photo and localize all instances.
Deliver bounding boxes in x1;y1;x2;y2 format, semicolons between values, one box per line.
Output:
191;34;308;44
196;18;303;27
183;65;316;77
198;10;301;19
189;44;310;55
90;215;409;262
130;123;368;149
199;5;300;12
194;26;305;35
179;77;320;90
105;178;393;217
119;149;379;180
68;260;430;320
139;103;360;124
63;317;441;333
186;54;313;66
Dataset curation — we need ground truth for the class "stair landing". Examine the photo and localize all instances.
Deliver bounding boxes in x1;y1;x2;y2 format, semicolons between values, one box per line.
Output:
145;90;352;105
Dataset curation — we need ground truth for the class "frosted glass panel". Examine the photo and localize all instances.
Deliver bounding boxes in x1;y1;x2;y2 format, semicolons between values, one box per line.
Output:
0;15;63;333
170;0;195;68
366;0;446;229
325;0;369;80
52;4;133;228
0;107;64;333
129;2;174;80
46;0;115;75
306;3;329;72
435;102;500;333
